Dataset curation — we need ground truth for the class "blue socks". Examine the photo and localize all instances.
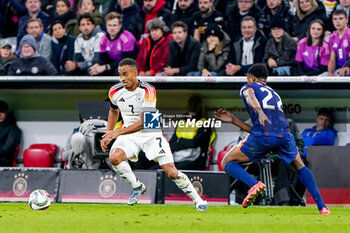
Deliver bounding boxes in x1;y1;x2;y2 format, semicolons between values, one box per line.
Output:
225;162;326;210
225;161;258;188
298;166;326;210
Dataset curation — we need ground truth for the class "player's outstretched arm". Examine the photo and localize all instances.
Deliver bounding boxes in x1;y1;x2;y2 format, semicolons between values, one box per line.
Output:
215;108;234;123
243;88;271;126
215;108;252;132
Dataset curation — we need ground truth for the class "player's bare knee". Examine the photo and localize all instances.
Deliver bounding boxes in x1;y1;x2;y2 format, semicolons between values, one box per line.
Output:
109;149;125;166
109;154;121;166
161;163;179;179
167;170;179;180
291;154;305;170
164;168;178;179
221;154;237;170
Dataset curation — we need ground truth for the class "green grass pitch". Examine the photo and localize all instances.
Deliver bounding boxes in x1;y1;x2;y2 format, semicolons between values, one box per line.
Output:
0;203;349;233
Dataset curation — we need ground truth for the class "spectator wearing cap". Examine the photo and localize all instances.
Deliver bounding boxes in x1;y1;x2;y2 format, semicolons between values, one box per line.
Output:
7;34;58;75
136;18;173;76
17;0;51;49
0;39;17;75
65;13;104;75
193;0;224;42
301;108;337;157
89;12;139;76
114;0;144;40
221;16;266;76
26;18;52;60
51;21;75;75
0;100;21;167
188;23;230;76
263;15;297;76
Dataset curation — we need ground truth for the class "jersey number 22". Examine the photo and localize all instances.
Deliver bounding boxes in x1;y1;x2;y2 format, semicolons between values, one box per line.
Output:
260;87;283;112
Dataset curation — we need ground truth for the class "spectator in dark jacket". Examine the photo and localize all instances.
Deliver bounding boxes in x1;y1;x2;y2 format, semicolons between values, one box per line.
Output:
0;100;21;167
225;0;262;42
115;0;144;40
258;0;296;37
40;0;56;16
0;39;17;75
263;15;297;75
193;0;224;42
221;16;267;76
51;0;76;26
0;0;27;38
292;0;330;42
97;0;117;19
136;18;173;75
17;0;51;49
8;34;58;75
51;21;75;75
168;0;199;35
162;21;201;76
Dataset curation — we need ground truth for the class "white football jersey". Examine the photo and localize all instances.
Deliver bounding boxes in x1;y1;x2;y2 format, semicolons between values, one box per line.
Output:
108;81;156;127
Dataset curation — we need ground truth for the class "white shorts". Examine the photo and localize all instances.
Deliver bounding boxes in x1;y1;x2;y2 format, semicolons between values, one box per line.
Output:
111;131;174;166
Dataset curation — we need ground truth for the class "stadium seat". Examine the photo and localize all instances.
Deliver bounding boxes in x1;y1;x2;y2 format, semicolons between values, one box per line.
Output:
205;146;214;171
217;147;228;171
60;148;68;169
29;144;57;159
217;143;237;171
23;148;54;167
12;144;20;167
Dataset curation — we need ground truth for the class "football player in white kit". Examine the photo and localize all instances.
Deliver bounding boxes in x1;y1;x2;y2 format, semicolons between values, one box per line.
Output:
101;58;207;211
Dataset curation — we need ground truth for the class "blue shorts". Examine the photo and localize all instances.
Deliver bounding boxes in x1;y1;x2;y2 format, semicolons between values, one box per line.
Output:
238;133;298;164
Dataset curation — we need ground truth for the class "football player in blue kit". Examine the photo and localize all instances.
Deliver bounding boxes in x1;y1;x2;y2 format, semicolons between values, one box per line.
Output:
215;63;330;215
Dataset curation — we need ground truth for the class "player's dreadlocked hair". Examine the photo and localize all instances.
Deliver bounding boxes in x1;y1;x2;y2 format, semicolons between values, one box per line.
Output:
247;63;269;80
119;58;138;70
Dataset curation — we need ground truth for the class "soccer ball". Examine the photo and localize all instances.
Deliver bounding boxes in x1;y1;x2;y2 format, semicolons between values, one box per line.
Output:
28;189;51;210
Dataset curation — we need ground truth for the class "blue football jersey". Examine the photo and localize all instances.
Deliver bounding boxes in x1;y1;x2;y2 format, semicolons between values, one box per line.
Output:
239;81;289;137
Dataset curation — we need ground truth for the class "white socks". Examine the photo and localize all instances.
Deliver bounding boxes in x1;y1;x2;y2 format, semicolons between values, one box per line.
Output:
112;161;140;188
113;163;204;204
172;171;204;204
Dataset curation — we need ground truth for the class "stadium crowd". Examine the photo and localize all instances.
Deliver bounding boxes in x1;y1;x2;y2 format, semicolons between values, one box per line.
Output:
2;0;350;76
